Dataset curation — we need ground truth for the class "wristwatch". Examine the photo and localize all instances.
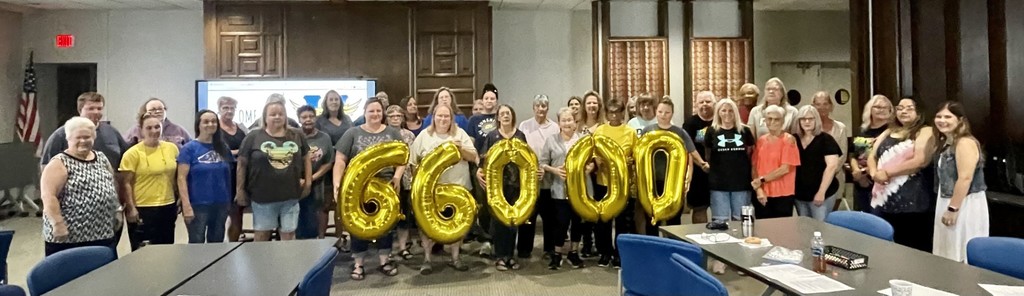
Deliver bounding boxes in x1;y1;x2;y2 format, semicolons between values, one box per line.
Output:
947;206;959;213
759;176;766;184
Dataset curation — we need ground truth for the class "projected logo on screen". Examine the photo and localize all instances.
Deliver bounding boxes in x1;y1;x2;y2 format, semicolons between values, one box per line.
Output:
195;80;376;128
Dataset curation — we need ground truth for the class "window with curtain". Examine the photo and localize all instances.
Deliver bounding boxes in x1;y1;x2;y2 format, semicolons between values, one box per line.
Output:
690;38;750;112
608;38;668;102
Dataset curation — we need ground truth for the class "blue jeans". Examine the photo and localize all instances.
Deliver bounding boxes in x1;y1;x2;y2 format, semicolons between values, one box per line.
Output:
794;194;838;221
251;199;300;232
296;195;320;239
710;191;751;222
186;203;229;243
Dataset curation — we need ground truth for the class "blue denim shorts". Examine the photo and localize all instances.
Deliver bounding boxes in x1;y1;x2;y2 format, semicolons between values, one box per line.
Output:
251;199;300;232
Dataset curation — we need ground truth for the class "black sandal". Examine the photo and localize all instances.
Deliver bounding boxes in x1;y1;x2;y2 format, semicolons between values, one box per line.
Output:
398;249;413;260
507;259;522;270
378;261;399;276
350;265;365;280
495;259;509;271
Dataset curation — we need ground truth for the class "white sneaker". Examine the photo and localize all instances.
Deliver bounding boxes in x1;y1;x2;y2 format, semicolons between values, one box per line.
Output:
711;260;727;275
479;242;493;257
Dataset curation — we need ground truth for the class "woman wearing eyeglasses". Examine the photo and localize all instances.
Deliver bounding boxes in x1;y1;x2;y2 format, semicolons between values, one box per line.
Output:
124;98;192;148
850;95;893;213
750;105;801;219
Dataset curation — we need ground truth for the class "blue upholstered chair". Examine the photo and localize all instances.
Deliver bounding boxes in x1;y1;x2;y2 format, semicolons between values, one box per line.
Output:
26;246;116;296
669;253;728;296
824;211;894;241
967;236;1024;280
297;248;340;296
617;234;706;296
0;285;25;296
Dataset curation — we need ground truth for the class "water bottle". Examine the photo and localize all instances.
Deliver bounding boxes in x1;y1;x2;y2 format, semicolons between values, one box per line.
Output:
811;231;826;272
741;206;754;237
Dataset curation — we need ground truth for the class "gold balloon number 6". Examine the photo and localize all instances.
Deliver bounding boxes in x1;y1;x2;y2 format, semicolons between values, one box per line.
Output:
565;134;629;223
484;138;539;227
634;130;688;225
411;142;478;244
338;141;409;240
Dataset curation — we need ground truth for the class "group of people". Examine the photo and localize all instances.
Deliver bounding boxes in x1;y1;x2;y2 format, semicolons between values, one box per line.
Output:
36;77;988;281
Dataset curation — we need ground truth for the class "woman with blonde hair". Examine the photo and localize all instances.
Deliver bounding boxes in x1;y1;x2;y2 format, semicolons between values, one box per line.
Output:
577;91;606;134
409;103;478;274
850;95;893;212
747;78;799;138
791;106;842;221
810;91;849;210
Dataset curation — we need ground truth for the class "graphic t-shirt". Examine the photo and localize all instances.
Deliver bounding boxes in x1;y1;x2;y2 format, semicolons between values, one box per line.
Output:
627;117;657;134
851;125;888;169
238;128;310;203
177;141;234;205
704;126;756;191
120;141;179;207
468;113;498;153
335;126;404;180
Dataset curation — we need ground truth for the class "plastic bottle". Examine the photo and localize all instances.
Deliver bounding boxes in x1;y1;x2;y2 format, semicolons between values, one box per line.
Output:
811;231;826;272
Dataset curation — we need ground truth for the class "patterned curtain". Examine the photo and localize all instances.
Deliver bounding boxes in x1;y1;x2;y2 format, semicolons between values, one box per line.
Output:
691;38;751;113
608;38;668;102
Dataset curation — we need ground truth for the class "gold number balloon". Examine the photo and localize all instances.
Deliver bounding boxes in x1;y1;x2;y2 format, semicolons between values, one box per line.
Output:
411;142;478;244
634;130;688;225
338;141;408;240
484;138;539;227
565;134;629;222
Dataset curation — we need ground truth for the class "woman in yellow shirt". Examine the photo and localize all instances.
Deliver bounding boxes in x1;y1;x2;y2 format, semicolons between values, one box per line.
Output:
591;98;635;268
120;113;181;250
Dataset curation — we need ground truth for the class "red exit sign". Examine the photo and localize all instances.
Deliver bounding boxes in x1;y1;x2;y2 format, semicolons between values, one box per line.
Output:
55;34;74;48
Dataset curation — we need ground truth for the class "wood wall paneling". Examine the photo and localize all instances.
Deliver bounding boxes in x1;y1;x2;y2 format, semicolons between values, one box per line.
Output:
1004;0;1024;142
849;0;870;130
413;5;491;114
214;5;284;78
909;0;946;113
955;0;992;144
871;0;900;101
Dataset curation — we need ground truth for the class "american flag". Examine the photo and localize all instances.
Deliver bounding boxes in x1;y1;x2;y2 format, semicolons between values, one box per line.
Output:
17;51;40;147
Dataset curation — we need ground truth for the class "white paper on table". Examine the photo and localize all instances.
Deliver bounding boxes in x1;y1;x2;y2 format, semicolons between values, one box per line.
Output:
876;282;958;296
684;233;744;245
749;264;854;294
979;284;1024;296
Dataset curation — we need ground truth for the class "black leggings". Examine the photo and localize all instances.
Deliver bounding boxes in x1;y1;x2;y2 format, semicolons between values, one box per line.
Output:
521;189;555;256
753;196;795;219
590;184;615;257
881;211;934;252
127;204;177;251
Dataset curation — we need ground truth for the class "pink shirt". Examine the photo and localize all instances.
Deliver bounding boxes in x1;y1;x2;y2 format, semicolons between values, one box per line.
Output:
519;117;560;156
753;133;801;197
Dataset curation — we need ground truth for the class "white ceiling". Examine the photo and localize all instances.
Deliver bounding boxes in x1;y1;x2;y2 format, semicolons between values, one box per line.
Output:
0;0;201;10
0;0;845;12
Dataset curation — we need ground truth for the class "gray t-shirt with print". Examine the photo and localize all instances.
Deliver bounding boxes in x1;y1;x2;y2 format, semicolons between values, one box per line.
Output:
334;126;404;180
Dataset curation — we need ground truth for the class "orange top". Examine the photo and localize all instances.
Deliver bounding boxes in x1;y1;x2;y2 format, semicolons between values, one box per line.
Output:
753;133;801;197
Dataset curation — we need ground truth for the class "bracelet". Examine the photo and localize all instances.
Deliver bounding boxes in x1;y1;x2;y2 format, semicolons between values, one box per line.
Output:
947;206;959;213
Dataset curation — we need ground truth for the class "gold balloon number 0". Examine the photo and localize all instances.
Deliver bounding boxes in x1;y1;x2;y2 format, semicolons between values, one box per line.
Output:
634;130;688;225
484;138;539;227
565;134;630;223
338;141;408;241
411;142;478;244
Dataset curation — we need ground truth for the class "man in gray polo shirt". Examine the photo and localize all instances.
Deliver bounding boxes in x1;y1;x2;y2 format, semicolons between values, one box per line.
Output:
40;92;131;254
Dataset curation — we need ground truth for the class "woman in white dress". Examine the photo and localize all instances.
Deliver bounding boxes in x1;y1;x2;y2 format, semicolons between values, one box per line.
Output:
932;101;989;262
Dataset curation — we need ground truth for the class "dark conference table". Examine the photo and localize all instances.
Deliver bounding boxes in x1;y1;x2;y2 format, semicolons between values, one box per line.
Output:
661;216;1024;296
167;239;338;296
44;242;242;296
43;239;337;296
